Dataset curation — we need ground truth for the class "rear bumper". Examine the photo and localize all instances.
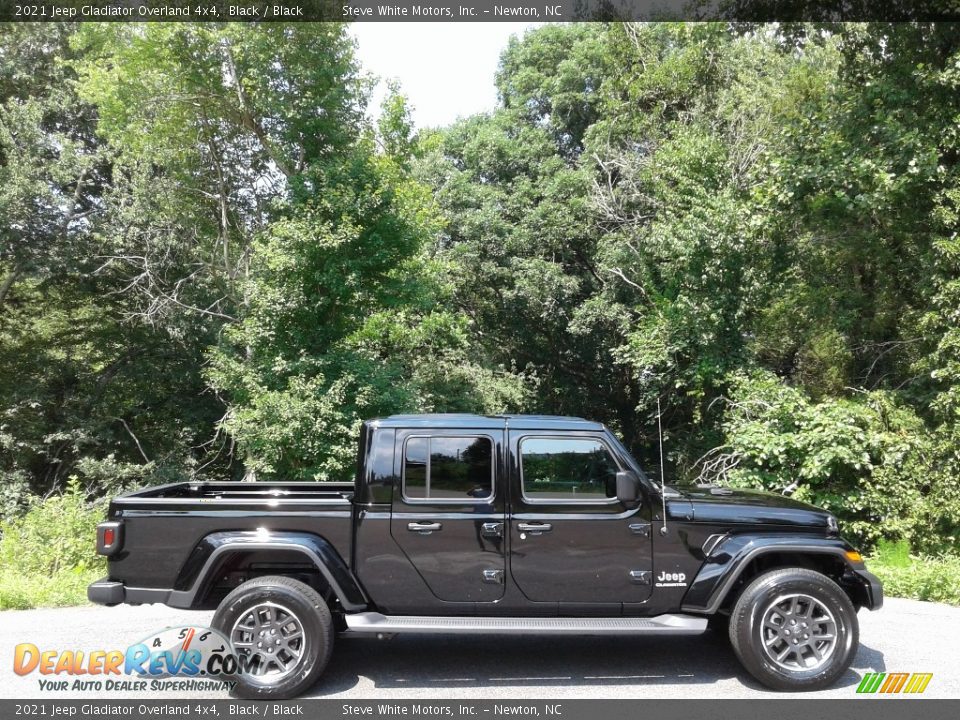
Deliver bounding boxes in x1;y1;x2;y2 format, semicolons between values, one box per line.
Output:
87;578;124;606
87;578;172;607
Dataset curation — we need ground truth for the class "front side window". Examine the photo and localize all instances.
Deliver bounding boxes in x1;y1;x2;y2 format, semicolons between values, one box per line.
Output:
520;437;619;502
403;436;493;501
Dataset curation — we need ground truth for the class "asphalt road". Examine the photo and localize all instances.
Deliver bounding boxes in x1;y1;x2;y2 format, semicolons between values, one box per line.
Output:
1;597;957;700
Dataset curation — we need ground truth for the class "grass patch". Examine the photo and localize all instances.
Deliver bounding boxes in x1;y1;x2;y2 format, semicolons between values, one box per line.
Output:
0;478;106;610
867;540;960;605
0;566;103;610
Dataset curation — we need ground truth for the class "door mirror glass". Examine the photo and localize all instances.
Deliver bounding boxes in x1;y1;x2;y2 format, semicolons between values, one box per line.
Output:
616;470;640;506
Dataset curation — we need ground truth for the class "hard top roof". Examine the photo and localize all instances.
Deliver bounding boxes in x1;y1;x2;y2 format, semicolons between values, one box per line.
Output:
369;413;605;431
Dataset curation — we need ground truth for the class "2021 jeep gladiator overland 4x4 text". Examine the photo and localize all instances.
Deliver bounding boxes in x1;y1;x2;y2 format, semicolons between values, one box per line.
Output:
89;414;882;698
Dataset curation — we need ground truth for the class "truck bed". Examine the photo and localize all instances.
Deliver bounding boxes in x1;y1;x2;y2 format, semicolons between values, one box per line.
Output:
104;481;356;598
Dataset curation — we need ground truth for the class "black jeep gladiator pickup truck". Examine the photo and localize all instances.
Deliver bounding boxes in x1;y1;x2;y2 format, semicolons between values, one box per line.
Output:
89;414;882;698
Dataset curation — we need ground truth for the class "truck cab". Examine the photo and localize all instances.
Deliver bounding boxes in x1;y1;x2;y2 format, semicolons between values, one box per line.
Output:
359;414;658;612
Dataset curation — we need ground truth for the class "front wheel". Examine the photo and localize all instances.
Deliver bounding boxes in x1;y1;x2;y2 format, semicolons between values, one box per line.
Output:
729;568;858;691
212;575;333;699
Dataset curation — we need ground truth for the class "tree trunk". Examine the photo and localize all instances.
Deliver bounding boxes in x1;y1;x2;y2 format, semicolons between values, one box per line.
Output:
0;265;21;309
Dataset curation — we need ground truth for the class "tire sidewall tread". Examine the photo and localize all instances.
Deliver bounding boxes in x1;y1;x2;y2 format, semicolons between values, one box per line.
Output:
728;567;859;692
212;575;333;700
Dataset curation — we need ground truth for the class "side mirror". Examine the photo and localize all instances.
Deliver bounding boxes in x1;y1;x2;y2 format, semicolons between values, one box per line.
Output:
616;470;640;506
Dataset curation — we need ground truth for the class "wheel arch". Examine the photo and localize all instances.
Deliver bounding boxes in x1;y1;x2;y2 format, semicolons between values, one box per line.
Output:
168;530;368;612
682;535;882;615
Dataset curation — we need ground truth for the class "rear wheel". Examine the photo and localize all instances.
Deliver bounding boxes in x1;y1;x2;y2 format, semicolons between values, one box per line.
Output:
212;575;333;699
729;568;858;691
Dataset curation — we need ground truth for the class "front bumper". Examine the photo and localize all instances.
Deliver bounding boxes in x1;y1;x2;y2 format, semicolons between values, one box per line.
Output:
855;568;884;610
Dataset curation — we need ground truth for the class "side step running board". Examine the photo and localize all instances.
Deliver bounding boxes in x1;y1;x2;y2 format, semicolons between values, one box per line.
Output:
344;612;707;635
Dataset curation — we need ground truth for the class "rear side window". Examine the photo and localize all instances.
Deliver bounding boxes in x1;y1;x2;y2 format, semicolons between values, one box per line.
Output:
403;436;493;502
520;437;619;502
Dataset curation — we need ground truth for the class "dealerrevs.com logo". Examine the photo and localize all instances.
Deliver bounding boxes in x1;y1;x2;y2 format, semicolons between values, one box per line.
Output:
856;672;933;694
13;626;241;693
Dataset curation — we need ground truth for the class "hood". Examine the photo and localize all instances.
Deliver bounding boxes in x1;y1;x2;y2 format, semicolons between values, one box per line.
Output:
673;485;834;530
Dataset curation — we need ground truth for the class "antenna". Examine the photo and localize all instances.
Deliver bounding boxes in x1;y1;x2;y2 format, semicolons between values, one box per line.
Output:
657;394;668;536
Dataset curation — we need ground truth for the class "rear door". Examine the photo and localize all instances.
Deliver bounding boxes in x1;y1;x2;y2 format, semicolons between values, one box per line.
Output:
508;431;654;604
390;427;506;602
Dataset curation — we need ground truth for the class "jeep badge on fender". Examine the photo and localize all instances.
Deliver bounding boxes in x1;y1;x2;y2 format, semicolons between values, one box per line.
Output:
656;571;688;587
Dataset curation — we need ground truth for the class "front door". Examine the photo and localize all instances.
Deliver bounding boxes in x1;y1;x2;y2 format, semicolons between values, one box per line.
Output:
508;432;654;604
390;428;506;602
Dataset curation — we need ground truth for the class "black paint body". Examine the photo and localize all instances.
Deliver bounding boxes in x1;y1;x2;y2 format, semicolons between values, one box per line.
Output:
91;414;882;617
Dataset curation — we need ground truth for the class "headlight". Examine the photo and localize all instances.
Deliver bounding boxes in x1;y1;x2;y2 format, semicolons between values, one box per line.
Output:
826;515;839;536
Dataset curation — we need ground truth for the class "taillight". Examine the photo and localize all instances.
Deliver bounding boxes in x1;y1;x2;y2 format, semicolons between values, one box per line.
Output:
96;522;123;557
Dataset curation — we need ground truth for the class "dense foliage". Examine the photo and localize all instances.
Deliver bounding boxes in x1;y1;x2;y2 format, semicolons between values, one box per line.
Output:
2;22;960;607
0;478;104;608
413;23;960;557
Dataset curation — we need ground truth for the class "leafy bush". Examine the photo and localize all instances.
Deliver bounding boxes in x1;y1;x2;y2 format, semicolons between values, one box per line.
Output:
705;370;959;553
869;541;960;605
874;539;911;568
0;478;105;609
0;468;32;525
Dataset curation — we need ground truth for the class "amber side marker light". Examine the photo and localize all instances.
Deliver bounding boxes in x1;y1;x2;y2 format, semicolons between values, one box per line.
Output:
845;550;863;563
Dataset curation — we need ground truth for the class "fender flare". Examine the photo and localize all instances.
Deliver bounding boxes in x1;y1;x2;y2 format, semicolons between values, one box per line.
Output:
680;534;882;614
168;530;368;611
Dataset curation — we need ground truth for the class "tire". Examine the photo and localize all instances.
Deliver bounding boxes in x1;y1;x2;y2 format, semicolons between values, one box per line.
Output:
212;575;333;699
707;613;730;634
728;568;858;691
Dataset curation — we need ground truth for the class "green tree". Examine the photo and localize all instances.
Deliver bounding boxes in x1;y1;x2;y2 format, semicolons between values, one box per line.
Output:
1;24;226;502
5;20;960;576
415;26;634;442
209;120;526;480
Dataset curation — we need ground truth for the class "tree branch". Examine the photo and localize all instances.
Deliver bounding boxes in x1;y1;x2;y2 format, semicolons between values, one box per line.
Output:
116;417;151;463
220;39;295;179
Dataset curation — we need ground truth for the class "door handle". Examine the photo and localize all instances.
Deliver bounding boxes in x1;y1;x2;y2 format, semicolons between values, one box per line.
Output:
517;522;552;534
481;522;504;538
407;522;442;534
